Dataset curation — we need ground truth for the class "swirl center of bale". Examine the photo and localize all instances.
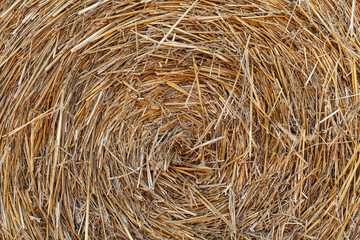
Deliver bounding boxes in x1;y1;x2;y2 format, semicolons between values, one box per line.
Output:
120;71;236;187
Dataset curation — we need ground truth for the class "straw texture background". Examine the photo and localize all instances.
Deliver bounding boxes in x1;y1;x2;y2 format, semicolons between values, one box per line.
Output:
1;0;360;239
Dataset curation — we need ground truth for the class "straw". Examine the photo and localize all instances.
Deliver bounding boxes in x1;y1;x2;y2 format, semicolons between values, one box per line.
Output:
0;0;359;239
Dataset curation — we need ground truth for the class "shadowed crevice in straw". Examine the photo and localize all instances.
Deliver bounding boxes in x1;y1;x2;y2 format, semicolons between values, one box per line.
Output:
0;0;360;239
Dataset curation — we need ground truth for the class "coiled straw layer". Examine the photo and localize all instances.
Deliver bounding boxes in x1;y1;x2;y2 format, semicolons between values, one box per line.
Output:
0;0;360;239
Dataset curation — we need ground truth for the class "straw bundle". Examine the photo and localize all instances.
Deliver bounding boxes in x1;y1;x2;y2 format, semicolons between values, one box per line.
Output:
1;0;360;239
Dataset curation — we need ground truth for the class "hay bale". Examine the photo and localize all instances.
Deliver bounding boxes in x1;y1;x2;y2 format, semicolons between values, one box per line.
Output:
0;0;359;239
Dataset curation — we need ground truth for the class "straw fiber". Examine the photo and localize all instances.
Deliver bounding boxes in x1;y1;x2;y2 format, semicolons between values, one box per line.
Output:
1;0;360;239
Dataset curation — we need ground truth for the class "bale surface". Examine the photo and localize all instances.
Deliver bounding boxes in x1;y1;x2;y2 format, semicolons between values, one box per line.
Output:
1;0;360;239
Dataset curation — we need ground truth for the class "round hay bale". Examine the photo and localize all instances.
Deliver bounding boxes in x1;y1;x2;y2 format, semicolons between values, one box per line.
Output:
0;0;360;239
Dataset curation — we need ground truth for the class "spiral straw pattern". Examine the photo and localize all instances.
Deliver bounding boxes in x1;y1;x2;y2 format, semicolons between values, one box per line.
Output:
1;0;360;239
